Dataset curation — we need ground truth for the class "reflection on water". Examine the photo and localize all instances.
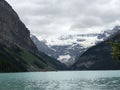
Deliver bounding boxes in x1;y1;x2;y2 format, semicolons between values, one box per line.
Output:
0;71;120;90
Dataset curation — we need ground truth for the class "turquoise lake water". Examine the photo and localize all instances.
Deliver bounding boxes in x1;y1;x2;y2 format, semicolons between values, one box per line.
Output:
0;71;120;90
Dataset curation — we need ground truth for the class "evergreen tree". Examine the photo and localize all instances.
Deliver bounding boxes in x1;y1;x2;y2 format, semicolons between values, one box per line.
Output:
108;41;120;60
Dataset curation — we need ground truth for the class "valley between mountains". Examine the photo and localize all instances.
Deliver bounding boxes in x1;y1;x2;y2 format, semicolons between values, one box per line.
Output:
0;0;120;72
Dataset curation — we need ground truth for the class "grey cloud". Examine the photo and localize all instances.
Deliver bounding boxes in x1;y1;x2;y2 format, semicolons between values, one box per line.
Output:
6;0;120;36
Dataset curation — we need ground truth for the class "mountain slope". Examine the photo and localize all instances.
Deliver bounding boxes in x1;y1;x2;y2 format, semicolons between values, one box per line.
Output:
31;35;86;66
0;43;66;72
0;0;37;52
31;35;55;56
72;26;120;70
0;0;66;72
31;27;120;66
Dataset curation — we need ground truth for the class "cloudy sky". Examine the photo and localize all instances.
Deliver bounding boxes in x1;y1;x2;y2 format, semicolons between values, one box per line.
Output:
6;0;120;38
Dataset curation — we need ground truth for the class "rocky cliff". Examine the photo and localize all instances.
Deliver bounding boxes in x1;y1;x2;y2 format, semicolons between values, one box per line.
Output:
0;0;37;52
0;0;66;72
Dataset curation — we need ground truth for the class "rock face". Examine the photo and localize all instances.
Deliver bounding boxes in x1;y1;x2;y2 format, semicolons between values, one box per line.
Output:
0;0;66;72
0;0;37;52
31;35;55;54
72;26;120;70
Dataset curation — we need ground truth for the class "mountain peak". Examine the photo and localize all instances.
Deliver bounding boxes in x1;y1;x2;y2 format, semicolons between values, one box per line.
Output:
72;25;120;70
31;26;120;66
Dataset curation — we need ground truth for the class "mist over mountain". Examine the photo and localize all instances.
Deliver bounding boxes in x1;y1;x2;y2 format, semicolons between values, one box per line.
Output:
31;27;120;66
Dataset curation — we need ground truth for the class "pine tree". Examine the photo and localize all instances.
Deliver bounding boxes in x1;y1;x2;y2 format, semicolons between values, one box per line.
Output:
108;41;120;60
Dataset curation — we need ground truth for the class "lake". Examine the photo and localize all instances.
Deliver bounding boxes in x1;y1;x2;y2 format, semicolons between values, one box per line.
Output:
0;71;120;90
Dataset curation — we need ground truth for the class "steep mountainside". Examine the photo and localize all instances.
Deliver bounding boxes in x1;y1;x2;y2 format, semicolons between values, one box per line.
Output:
31;35;86;66
31;35;55;56
72;26;120;70
0;0;66;72
0;0;37;52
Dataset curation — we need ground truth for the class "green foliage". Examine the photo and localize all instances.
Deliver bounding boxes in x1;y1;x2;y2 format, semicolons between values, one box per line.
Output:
0;44;27;72
108;41;120;60
0;44;47;72
0;42;66;72
111;43;120;60
19;50;47;68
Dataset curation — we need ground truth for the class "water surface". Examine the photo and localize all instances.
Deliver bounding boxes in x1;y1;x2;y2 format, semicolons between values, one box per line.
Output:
0;71;120;90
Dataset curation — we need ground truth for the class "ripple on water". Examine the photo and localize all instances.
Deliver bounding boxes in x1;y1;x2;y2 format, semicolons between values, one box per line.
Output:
0;71;120;90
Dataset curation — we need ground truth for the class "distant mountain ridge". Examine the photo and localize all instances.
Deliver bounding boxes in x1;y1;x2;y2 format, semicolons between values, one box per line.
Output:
72;26;120;70
31;27;120;66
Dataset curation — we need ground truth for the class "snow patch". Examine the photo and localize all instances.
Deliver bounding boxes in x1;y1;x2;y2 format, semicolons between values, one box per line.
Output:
57;55;71;63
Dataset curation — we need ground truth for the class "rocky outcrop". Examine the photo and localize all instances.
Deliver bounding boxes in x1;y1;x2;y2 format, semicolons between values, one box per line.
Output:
0;0;37;52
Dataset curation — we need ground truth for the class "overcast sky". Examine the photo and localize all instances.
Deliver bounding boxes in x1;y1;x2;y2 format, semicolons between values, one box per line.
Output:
6;0;120;38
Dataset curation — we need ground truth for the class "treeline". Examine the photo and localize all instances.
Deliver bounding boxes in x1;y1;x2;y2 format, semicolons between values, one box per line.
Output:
0;44;27;72
108;41;120;61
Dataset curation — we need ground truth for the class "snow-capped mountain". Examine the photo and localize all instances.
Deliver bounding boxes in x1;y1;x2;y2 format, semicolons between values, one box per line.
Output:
31;26;120;66
31;35;55;54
